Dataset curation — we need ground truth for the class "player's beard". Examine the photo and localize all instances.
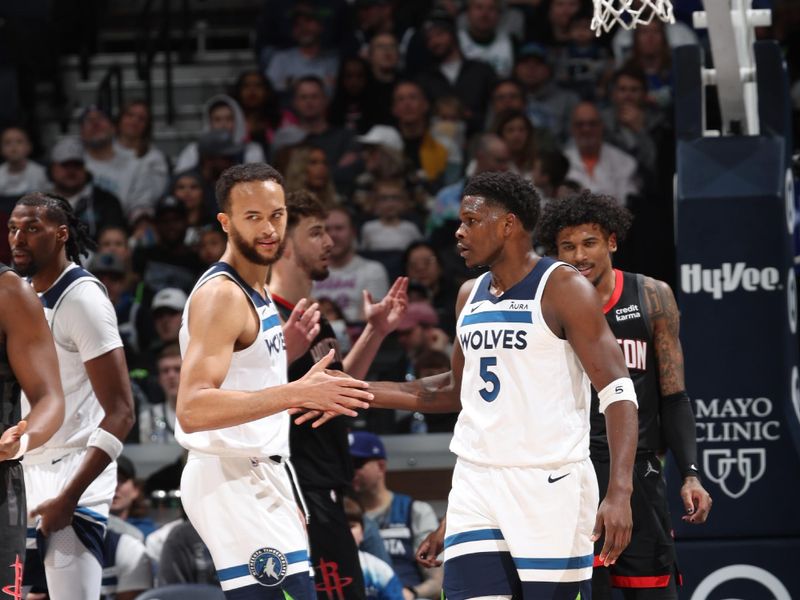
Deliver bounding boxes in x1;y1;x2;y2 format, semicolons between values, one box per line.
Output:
228;224;285;266
11;253;40;277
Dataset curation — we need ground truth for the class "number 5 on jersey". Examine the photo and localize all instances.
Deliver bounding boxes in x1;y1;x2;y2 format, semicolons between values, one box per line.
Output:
479;356;500;402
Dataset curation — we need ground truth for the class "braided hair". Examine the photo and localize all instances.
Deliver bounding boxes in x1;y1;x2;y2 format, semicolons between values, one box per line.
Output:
15;192;97;264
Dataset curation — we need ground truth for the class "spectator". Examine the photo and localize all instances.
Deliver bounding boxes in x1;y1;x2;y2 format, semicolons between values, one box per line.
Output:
345;0;403;58
115;99;170;202
417;9;497;136
403;242;459;336
601;65;667;177
353;125;407;212
231;69;296;154
265;2;340;95
457;0;515;78
0;126;46;195
564;101;640;204
623;20;674;109
329;56;372;133
536;0;583;48
492;109;539;180
344;496;404;600
280;75;361;183
427;133;510;237
197;225;227;266
47;136;126;239
429;96;467;179
488;77;526;118
532;149;571;204
360;178;423;252
111;456;158;540
365;32;403;126
80;105;157;219
513;42;580;143
101;524;153;600
150;288;187;348
313;206;389;323
131;195;206;295
138;343;180;444
392;81;449;187
157;520;219;587
170;171;215;245
174;94;266;173
557;11;613;101
350;432;443;600
195;129;244;216
284;144;339;206
413;349;457;432
394;301;449;382
612;15;698;69
97;224;132;262
87;251;138;353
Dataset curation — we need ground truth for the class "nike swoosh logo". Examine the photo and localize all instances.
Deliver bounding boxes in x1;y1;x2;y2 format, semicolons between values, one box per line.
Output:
51;457;64;465
547;473;570;483
470;303;482;313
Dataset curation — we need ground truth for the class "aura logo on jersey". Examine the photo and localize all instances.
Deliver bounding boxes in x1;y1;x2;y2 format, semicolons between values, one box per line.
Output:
680;262;781;299
690;564;790;600
249;547;288;587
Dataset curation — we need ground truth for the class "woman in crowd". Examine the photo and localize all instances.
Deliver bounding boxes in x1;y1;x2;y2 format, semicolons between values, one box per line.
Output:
492;109;538;181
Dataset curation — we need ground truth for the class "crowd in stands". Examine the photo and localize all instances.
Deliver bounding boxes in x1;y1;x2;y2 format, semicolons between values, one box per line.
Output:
1;0;796;596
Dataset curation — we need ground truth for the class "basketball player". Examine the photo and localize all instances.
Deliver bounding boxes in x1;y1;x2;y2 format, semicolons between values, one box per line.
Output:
299;171;640;599
537;190;712;600
175;164;374;600
8;192;134;599
270;189;408;600
0;266;65;598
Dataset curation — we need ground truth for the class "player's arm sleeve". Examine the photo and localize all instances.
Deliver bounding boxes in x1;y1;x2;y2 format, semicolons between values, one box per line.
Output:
381;571;405;600
115;534;154;593
660;391;701;478
55;282;123;362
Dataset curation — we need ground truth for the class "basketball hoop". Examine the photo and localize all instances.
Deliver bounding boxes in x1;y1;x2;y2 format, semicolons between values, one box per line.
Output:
591;0;675;35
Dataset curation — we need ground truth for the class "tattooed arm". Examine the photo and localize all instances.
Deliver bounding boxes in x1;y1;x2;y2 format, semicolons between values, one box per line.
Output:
643;277;712;524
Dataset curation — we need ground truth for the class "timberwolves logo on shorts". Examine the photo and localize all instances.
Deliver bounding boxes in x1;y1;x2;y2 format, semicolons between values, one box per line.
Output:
249;547;288;586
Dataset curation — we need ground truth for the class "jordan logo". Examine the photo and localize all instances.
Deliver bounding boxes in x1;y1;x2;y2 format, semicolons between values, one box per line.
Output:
644;460;660;478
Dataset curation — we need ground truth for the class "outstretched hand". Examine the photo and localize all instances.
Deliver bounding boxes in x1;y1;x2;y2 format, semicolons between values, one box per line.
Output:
364;277;409;336
292;350;372;424
283;299;321;363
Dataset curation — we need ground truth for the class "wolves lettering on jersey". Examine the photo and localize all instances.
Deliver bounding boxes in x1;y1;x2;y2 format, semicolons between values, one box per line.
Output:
175;262;290;458
451;257;592;468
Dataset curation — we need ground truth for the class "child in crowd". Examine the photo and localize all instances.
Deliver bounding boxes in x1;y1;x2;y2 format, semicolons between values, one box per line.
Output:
429;96;465;182
0;126;47;196
360;178;423;252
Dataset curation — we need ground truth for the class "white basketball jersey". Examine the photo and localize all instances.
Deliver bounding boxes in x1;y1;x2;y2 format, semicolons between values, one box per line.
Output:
22;263;121;452
450;257;591;468
175;262;290;458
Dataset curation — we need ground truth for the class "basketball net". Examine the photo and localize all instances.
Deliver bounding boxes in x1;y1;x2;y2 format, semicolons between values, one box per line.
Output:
591;0;675;35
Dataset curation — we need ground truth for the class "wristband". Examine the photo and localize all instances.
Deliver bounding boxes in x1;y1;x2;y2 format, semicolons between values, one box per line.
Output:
87;428;123;461
11;433;29;460
597;377;638;414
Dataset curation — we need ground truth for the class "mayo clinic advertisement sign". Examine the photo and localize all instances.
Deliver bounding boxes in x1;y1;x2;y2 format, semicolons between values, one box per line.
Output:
671;135;800;538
